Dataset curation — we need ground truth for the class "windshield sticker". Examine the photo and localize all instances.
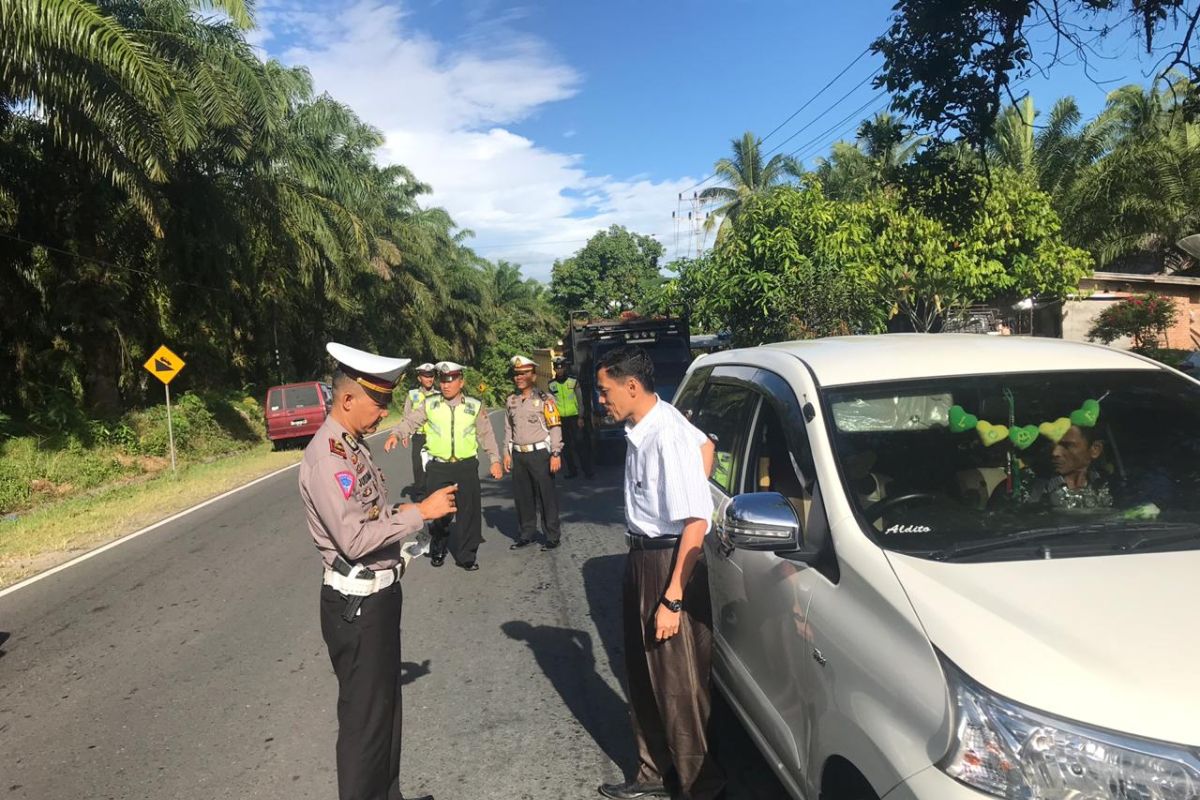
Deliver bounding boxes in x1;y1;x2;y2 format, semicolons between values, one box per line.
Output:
885;524;932;535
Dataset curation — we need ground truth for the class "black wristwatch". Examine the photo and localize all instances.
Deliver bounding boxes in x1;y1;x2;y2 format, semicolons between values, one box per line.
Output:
660;597;682;613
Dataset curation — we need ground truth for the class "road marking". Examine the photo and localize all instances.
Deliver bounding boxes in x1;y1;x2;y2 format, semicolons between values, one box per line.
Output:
0;430;397;600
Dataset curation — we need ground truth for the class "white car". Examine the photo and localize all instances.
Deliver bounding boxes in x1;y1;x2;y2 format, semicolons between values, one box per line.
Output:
673;334;1200;800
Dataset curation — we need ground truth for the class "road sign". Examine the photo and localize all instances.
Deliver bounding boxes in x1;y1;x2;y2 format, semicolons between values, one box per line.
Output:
143;345;185;385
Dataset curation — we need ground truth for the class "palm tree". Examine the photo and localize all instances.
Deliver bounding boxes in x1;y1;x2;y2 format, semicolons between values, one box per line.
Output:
813;113;924;200
700;131;801;240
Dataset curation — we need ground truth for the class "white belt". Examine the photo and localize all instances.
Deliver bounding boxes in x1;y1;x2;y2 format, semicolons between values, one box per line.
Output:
322;564;401;596
512;442;549;453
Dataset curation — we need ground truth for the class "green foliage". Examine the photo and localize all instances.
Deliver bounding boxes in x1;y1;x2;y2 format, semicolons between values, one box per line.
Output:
549;225;665;316
1087;293;1180;350
698;131;802;241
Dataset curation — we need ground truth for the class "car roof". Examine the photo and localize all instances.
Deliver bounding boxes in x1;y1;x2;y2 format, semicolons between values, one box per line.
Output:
700;334;1160;387
267;381;327;392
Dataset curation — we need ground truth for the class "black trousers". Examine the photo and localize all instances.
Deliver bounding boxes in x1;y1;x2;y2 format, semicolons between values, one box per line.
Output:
623;550;724;800
408;433;427;501
512;449;561;543
425;457;482;565
561;416;593;476
320;582;405;800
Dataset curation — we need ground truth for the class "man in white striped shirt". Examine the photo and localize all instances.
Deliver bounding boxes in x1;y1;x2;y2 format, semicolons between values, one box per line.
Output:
594;346;724;800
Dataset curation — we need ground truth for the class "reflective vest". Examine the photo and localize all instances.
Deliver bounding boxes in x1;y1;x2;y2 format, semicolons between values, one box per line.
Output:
712;451;733;489
408;387;437;435
424;395;483;461
550;377;579;417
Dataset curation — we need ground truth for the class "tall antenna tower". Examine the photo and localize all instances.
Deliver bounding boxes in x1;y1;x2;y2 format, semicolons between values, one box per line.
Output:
673;191;716;260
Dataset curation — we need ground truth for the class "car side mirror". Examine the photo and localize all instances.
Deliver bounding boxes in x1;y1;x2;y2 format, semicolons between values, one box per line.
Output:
720;492;802;552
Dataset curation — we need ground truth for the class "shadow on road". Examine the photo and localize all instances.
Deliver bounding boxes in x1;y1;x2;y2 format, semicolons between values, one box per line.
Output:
400;658;431;687
0;630;9;660
501;620;636;776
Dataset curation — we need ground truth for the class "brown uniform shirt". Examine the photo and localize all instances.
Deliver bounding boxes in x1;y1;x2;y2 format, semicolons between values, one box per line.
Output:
299;416;424;571
503;390;564;453
390;393;501;464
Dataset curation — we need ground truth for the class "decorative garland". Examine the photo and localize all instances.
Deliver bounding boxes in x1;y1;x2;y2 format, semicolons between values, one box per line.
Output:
948;399;1101;449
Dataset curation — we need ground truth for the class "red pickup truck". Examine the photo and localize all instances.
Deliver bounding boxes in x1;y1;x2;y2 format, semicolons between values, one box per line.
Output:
264;381;332;448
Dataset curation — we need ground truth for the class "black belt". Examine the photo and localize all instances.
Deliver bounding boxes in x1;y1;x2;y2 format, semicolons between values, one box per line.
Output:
626;531;680;551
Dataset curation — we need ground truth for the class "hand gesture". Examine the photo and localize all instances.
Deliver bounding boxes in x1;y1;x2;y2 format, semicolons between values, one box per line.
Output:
503;454;513;473
401;436;410;448
490;462;504;480
384;434;399;452
655;601;681;642
417;485;457;520
549;455;562;474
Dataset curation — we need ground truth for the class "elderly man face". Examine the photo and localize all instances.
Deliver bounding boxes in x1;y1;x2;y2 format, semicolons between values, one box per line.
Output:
1051;425;1104;482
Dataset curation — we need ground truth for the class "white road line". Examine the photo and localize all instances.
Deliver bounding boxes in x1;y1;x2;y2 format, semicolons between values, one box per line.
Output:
0;430;396;600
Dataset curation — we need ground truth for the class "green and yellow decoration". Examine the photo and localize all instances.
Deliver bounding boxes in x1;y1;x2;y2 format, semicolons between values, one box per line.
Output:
947;399;1101;450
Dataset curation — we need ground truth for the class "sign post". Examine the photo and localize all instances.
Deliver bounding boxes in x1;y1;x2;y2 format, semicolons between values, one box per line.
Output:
142;345;187;473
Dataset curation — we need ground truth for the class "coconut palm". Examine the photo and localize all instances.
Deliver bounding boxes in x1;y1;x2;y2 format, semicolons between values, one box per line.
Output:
700;131;801;240
813;113;925;200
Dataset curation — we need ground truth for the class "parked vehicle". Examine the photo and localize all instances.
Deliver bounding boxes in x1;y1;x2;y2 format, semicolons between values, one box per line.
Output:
562;311;691;454
674;334;1200;800
264;381;332;448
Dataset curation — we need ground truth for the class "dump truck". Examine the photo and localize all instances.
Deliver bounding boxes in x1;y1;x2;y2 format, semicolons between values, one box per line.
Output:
561;311;692;456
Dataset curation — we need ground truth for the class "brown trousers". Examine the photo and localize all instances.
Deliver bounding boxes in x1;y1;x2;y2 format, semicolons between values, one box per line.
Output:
623;547;725;800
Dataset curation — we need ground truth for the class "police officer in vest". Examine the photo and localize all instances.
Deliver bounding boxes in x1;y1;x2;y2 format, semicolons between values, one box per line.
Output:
300;343;457;800
385;362;438;500
392;361;502;570
549;356;594;478
503;355;564;551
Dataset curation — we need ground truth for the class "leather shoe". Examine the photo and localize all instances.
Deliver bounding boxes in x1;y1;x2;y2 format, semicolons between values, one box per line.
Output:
540;540;560;551
598;781;668;799
458;561;479;571
509;539;535;550
430;553;445;567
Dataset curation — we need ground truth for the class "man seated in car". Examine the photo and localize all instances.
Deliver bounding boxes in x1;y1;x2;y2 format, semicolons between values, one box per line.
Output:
1021;424;1113;510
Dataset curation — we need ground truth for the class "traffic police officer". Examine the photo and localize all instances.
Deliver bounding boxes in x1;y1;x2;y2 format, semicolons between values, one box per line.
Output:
300;343;457;800
392;360;502;570
385;362;438;500
549;356;593;478
503;355;564;551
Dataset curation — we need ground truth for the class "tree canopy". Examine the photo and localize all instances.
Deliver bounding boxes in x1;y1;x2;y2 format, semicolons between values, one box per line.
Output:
549;225;665;317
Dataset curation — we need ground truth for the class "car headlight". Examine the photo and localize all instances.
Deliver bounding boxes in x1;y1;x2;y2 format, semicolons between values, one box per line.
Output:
938;657;1200;799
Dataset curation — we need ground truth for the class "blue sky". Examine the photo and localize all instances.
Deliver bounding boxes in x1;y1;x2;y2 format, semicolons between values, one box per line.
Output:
249;1;1164;279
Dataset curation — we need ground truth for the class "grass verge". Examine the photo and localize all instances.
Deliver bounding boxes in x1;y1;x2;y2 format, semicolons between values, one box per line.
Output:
0;443;303;589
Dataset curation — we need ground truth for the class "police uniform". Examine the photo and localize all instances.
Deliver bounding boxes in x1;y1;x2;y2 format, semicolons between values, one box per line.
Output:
402;363;439;501
392;361;500;569
504;355;564;550
549;358;593;478
299;342;431;800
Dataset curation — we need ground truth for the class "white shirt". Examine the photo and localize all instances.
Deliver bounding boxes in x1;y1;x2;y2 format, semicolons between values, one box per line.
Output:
624;396;714;538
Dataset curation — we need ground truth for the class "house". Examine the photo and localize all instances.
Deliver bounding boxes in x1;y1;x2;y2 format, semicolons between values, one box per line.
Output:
1061;271;1200;350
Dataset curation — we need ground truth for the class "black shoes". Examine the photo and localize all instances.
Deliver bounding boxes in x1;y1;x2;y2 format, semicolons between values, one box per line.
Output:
598;781;669;799
509;539;536;550
540;541;560;551
430;553;445;567
458;561;479;571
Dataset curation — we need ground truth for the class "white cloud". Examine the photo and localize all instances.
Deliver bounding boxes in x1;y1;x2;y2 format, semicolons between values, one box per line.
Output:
260;0;697;280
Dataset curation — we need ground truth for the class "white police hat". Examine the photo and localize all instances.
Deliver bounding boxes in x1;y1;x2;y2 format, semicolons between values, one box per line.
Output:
510;355;536;371
415;362;436;374
326;342;410;403
436;360;466;376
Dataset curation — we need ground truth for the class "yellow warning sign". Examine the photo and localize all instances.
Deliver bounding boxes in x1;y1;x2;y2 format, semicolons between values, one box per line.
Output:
143;344;186;385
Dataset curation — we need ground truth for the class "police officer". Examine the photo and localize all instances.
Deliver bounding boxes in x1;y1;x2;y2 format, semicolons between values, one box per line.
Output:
549;356;594;478
503;355;564;551
385;362;438;500
391;361;502;570
300;343;457;800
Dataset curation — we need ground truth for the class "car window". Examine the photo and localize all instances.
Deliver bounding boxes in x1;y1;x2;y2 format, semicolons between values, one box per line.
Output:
267;389;283;412
672;366;712;421
693;382;758;495
284;384;320;409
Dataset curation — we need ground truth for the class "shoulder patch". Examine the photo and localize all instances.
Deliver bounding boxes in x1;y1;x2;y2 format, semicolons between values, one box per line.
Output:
329;438;347;459
335;471;356;499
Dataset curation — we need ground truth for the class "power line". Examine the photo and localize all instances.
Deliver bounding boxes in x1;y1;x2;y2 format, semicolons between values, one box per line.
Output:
789;93;892;163
762;68;882;159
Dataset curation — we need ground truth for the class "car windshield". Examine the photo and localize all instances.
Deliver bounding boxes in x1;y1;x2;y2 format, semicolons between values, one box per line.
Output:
825;370;1200;562
283;385;320;409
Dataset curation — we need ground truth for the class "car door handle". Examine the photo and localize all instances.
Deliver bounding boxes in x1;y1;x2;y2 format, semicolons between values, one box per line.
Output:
812;648;827;666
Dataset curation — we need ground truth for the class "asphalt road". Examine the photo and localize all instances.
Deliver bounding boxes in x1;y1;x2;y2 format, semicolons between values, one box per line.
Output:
0;416;787;800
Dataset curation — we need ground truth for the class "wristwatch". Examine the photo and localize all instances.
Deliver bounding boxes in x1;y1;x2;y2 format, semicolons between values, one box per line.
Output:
551;450;562;457
660;597;682;613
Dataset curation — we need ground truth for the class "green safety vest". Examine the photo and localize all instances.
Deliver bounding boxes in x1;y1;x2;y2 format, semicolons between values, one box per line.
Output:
712;451;733;489
408;387;437;435
424;395;483;461
550;377;579;418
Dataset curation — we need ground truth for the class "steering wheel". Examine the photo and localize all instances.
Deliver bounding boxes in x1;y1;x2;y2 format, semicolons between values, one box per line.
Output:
862;492;939;523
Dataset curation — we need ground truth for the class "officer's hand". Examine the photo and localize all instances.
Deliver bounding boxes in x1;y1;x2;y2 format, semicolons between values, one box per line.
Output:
655;603;681;643
401;436;410;448
384;434;399;452
490;462;503;480
549;455;562;474
577;417;585;429
503;454;512;473
417;485;457;520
